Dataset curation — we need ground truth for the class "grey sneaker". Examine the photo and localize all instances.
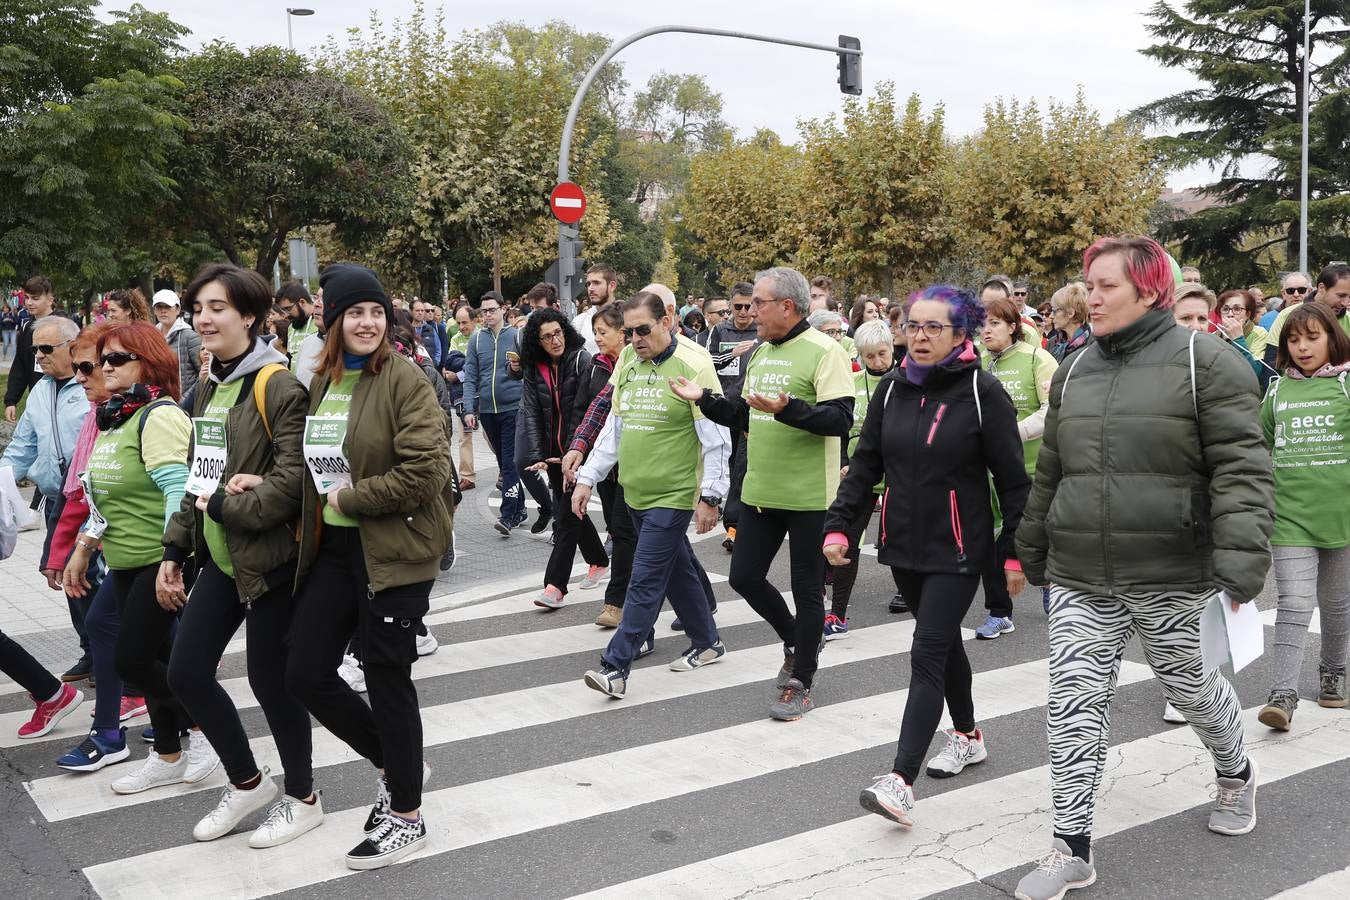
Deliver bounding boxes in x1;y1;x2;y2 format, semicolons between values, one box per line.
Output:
1257;689;1297;731
775;651;795;689
1318;665;1347;708
669;641;726;671
1208;757;1258;835
1015;839;1096;900
769;677;814;721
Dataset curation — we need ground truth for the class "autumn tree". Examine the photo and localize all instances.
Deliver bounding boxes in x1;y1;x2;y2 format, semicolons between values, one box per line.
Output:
1131;1;1350;284
795;85;953;297
951;92;1162;288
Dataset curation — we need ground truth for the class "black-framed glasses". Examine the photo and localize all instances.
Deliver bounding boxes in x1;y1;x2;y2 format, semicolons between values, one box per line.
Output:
1219;304;1246;314
74;361;97;377
1013;290;1028;297
479;305;501;314
100;351;140;367
901;321;958;338
622;323;655;338
540;330;565;344
1284;286;1308;295
732;302;752;310
34;339;71;355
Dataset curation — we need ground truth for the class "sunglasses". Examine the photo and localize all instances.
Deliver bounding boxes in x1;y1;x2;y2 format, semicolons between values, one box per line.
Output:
99;351;140;368
1284;286;1308;295
74;361;97;377
622;324;655;338
705;308;728;316
1013;290;1028;297
732;303;752;310
34;339;71;355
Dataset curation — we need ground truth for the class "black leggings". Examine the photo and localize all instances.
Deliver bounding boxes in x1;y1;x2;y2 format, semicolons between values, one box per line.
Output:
728;505;827;688
285;527;430;813
0;629;60;700
114;566;194;756
722;430;746;530
545;465;608;595
597;478;635;608
168;560;313;798
890;569;979;783
828;495;877;620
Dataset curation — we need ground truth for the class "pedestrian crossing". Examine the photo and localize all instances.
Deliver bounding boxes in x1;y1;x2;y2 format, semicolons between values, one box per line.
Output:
6;549;1347;900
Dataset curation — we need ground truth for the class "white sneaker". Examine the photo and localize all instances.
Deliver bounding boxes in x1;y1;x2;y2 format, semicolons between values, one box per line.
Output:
859;772;916;826
415;632;439;657
110;750;188;795
926;728;988;778
338;654;367;693
183;729;220;783
248;792;326;849
1162;702;1186;724
193;775;281;841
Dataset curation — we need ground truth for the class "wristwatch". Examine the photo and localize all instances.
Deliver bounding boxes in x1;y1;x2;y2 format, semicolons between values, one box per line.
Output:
699;494;723;508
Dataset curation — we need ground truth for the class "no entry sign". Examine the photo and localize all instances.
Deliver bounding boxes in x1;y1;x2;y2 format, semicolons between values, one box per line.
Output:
549;182;587;224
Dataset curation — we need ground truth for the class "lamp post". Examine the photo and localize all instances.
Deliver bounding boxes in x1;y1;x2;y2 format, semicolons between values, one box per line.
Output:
286;7;314;51
1298;0;1310;275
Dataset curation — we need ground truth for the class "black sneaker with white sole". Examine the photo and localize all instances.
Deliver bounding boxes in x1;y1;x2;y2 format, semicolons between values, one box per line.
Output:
345;813;427;870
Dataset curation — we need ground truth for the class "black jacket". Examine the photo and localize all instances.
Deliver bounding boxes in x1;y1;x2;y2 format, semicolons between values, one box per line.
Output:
518;347;592;468
825;350;1031;575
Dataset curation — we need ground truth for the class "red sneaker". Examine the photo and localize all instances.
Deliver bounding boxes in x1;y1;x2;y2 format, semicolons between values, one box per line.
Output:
18;683;84;739
119;696;148;722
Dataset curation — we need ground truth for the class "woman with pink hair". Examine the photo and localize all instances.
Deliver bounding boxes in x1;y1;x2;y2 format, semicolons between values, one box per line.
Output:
1012;235;1275;900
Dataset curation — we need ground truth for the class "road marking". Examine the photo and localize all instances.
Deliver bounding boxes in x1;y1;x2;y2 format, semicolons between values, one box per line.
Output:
1270;864;1350;898
1260;607;1321;634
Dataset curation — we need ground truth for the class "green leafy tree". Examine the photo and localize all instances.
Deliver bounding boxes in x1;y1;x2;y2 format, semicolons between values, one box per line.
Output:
169;43;411;279
952;91;1162;289
1131;1;1350;283
625;72;730;207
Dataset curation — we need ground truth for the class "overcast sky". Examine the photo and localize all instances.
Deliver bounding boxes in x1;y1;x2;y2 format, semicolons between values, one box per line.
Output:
134;0;1218;188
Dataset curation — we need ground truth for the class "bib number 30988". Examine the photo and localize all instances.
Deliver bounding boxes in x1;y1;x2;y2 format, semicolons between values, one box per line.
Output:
185;419;228;496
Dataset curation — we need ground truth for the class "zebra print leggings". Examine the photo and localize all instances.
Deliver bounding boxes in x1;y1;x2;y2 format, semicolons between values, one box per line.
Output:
1047;586;1248;839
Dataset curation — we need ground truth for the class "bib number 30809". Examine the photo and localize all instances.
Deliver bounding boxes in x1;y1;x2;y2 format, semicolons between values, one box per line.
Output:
304;416;352;495
185;419;228;496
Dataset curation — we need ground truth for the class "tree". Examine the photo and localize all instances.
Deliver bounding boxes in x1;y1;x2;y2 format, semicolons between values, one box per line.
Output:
625;72;730;207
680;129;804;287
1131;1;1350;284
168;43;412;279
951;92;1163;289
0;1;188;295
796;86;953;297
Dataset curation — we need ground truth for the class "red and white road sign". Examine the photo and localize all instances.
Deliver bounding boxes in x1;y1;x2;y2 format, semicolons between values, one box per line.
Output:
549;182;587;224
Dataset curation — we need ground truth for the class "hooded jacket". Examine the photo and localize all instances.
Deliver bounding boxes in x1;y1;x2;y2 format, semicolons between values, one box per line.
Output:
0;375;88;498
1016;308;1274;601
162;339;307;603
164;317;203;398
462;325;524;415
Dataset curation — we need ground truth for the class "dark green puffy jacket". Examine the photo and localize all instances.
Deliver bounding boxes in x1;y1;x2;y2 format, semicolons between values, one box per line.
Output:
1015;308;1274;602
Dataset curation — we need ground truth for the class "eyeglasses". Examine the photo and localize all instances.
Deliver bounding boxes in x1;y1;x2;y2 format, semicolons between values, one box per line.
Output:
732;303;752;310
99;351;140;367
277;303;296;314
1013;290;1028;297
74;361;97;377
901;321;958;338
622;323;655;338
1284;286;1308;295
820;328;842;337
34;339;71;355
479;305;501;314
705;308;728;316
540;331;565;344
1219;304;1246;314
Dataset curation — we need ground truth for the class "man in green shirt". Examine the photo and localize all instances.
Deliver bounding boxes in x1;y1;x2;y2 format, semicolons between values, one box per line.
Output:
446;303;477;489
276;281;318;376
671;266;855;721
572;292;730;699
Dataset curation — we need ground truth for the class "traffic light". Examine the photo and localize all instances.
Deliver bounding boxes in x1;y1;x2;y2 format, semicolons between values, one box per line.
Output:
837;35;861;95
548;224;588;315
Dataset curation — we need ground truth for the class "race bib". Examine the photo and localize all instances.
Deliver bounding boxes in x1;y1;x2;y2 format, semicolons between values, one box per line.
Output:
77;471;108;539
304;416;352;495
185;418;228;496
719;342;741;377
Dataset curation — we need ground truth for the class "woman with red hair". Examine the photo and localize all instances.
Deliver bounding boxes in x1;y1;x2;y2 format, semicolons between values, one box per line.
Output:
1013;235;1275;900
56;323;219;790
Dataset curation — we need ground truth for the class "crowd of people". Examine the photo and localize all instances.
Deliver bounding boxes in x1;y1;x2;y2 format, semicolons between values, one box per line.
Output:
0;233;1346;898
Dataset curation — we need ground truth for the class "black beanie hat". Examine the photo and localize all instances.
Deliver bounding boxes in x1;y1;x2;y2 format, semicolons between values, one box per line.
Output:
319;263;392;330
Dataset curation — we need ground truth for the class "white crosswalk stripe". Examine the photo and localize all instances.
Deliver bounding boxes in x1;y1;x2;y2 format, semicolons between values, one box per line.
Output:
3;560;1339;899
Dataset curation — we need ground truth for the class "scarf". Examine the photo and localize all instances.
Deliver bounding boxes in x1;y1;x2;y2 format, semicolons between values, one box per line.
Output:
902;339;974;386
95;384;165;431
63;404;100;497
1284;360;1350;380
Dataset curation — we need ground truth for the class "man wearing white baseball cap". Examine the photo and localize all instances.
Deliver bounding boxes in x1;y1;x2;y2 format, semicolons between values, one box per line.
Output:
153;288;202;397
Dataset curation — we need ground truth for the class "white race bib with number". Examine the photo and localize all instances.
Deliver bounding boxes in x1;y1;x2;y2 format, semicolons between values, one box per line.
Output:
185;418;228;496
304;416;352;495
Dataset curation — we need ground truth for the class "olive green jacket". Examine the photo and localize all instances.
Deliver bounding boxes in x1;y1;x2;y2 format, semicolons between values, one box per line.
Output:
1015;309;1274;602
296;352;454;595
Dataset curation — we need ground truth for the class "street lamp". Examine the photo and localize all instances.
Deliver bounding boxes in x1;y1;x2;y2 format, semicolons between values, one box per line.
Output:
286;7;314;51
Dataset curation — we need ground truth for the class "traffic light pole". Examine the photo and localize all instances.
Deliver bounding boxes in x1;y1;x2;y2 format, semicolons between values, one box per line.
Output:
554;25;862;317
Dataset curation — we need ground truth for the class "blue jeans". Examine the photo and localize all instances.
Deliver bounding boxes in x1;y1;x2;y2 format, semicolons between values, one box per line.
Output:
602;507;719;675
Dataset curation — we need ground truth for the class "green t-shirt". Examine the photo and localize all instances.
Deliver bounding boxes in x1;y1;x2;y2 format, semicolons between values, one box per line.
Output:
288;318;318;374
313;370;361;527
609;340;722;511
838;334;857;359
848;368;887;495
981;342;1058;475
450;329;473;355
198;379;244;576
86;403;191;569
1269;302;1350;345
1261;373;1350;548
741;327;854;511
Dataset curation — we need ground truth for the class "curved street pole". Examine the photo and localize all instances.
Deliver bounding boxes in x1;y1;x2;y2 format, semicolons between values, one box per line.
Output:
1298;0;1310;276
554;26;862;317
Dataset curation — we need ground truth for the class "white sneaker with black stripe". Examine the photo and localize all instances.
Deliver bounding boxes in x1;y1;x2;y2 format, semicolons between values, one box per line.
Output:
669;640;727;672
345;812;427;870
